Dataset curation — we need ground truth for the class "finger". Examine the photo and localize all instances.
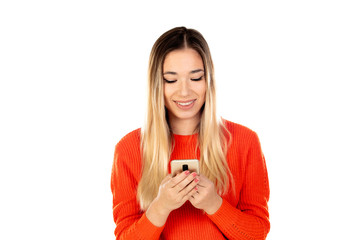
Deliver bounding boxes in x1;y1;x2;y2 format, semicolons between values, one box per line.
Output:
180;177;199;195
196;183;206;188
174;172;198;191
169;170;190;188
196;175;210;188
173;170;182;177
186;186;199;200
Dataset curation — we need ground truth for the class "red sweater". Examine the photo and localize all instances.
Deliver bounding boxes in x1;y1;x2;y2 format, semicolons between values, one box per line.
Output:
111;120;270;239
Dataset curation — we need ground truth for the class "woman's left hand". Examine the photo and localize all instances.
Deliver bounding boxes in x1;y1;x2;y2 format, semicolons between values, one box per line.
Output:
189;174;223;215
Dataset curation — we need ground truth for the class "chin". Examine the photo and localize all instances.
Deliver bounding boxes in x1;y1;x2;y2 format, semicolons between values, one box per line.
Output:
174;111;200;120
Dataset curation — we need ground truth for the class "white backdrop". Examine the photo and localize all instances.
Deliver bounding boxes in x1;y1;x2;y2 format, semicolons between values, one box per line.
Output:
1;1;359;239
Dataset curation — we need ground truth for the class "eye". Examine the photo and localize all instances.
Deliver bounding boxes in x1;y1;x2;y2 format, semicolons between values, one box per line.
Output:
164;78;177;83
191;76;203;81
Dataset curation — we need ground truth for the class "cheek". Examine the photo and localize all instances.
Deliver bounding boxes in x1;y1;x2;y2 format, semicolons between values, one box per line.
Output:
197;83;206;99
163;85;168;98
163;86;172;103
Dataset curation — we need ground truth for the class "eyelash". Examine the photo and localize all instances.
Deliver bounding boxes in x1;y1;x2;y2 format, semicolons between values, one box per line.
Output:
164;79;176;83
191;76;203;81
164;76;203;83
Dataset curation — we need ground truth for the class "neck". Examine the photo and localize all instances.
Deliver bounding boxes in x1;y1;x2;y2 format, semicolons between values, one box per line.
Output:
168;114;201;135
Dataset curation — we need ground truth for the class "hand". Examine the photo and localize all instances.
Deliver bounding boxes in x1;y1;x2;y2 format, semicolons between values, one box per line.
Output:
156;171;200;212
146;171;199;226
189;174;223;215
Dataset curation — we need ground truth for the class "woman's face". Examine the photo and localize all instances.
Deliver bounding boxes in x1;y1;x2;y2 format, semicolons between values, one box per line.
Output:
163;48;206;125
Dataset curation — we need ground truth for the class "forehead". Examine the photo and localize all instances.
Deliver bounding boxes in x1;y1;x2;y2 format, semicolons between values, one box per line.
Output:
163;48;204;72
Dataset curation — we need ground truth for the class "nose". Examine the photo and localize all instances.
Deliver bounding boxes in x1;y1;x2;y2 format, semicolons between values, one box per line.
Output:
179;78;190;97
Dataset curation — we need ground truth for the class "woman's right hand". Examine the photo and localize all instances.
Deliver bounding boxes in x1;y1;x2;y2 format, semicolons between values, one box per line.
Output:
146;171;199;226
158;171;199;211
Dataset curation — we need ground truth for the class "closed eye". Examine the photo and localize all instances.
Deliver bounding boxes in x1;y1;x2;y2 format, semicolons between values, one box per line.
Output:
164;78;177;83
191;76;203;81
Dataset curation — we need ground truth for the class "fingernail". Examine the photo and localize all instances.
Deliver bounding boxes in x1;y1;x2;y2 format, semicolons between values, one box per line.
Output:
195;186;198;190
185;170;190;175
194;178;199;183
192;172;197;177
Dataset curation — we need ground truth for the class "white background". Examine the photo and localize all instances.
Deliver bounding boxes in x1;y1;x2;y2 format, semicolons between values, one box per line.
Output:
1;0;359;239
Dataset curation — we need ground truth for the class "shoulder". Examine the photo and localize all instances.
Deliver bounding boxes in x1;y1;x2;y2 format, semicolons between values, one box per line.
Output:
221;119;264;161
222;118;261;150
222;119;257;139
118;128;141;144
114;128;142;155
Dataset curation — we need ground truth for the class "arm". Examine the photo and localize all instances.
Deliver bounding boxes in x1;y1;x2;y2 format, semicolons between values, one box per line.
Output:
111;140;164;240
111;138;200;239
207;132;270;240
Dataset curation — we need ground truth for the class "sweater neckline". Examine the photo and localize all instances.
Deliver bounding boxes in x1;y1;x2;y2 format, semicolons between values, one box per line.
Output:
172;132;198;142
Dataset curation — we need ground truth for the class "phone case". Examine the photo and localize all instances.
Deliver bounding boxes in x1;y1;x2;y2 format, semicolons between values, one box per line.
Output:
170;159;200;176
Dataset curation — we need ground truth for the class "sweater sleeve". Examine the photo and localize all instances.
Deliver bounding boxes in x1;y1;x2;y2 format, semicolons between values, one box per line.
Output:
111;137;165;239
207;131;270;240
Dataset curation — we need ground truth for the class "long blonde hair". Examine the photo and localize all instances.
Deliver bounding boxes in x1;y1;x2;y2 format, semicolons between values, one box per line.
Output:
138;27;232;210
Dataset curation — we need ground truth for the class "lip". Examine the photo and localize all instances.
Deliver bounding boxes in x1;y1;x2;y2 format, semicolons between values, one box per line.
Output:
173;99;196;110
174;99;196;103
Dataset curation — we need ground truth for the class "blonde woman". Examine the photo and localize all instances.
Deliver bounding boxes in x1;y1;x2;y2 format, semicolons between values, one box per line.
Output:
111;27;270;239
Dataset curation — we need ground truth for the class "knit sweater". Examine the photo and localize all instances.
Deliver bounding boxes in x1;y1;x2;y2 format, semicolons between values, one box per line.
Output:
111;120;270;240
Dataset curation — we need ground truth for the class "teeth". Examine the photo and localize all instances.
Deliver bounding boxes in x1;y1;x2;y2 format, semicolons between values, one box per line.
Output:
177;100;194;106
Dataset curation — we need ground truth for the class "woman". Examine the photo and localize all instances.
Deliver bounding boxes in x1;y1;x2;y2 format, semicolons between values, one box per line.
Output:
111;26;270;239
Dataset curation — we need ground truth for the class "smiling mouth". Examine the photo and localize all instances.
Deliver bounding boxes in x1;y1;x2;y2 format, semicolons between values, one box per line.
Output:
174;99;196;106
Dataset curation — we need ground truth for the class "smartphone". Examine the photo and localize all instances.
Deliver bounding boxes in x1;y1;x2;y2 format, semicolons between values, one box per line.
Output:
170;159;200;176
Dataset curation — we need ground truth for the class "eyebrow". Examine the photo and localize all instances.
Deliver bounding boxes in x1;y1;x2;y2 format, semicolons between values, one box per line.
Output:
163;69;204;75
190;69;204;74
163;71;177;75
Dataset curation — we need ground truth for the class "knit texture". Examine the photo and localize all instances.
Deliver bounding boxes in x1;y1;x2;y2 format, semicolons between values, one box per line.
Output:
111;120;270;239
